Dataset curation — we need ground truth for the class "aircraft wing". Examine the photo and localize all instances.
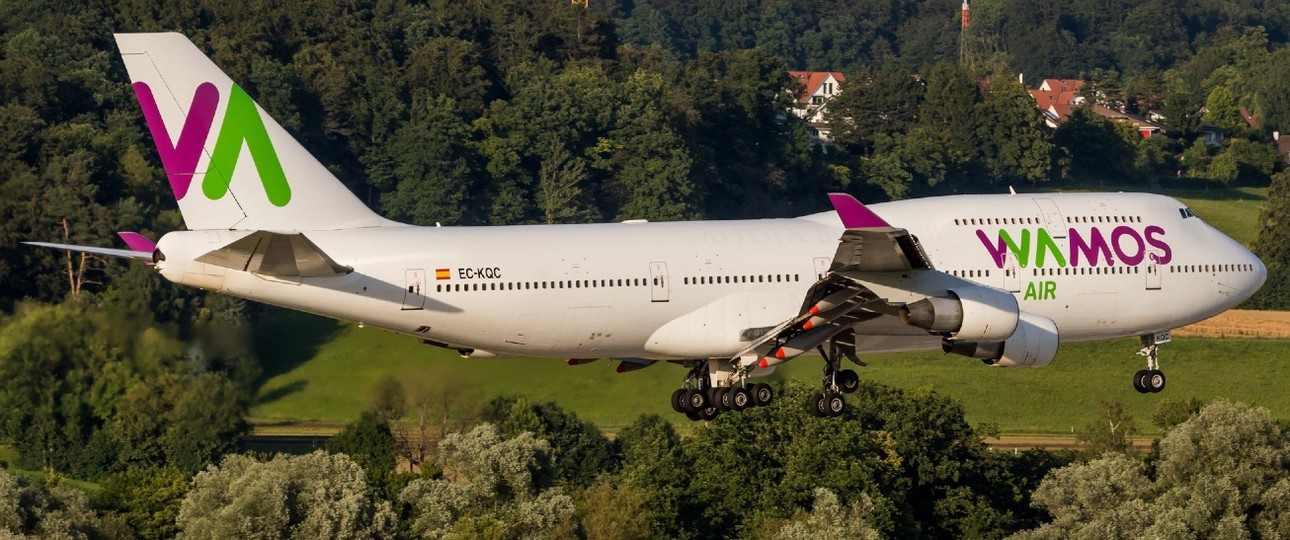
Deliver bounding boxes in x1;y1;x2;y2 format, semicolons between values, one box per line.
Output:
737;193;937;368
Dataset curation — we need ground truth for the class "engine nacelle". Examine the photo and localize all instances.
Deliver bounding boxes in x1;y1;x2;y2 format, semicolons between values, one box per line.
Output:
942;312;1060;368
900;285;1019;342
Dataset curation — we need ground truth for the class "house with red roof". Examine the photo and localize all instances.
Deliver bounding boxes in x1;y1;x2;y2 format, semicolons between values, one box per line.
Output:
788;71;845;143
1028;78;1170;138
1028;79;1085;128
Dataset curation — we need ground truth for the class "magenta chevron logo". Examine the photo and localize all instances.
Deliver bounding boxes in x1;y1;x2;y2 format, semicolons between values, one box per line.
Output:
133;81;292;207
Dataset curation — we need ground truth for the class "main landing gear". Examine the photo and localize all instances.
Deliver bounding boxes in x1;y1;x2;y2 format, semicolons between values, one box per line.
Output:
1132;333;1168;393
669;361;776;422
808;345;860;418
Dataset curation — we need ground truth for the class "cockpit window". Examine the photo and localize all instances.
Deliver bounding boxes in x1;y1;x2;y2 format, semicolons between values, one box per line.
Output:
1178;207;1197;219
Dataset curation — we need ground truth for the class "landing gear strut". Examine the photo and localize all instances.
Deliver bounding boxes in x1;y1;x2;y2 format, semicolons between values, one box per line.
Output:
1132;333;1168;393
808;344;859;417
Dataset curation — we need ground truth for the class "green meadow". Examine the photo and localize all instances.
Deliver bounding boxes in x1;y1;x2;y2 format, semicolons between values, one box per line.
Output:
251;311;1290;436
250;185;1278;436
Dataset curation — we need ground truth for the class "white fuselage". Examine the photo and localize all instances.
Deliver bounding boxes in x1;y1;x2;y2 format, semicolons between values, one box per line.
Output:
153;192;1266;362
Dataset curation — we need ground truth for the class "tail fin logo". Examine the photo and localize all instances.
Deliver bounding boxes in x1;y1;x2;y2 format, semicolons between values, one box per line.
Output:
133;82;292;207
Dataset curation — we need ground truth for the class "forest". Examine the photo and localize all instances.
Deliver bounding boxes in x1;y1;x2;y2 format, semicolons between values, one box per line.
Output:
2;0;1290;538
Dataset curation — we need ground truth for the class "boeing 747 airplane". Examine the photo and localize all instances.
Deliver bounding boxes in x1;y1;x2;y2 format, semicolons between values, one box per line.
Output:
27;33;1267;421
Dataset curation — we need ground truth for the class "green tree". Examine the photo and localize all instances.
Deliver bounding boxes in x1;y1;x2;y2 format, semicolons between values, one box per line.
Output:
110;371;249;474
0;468;108;539
373;94;482;226
1053;108;1136;181
771;488;881;540
483;397;618;488
399;424;576;539
919;62;980;176
616;414;692;539
1204;81;1247;132
1250;169;1290;309
825;66;925;157
976;72;1055;185
1075;399;1139;455
576;476;653;540
1008;453;1156;540
1013;401;1290;539
176;451;397;540
606;70;698;222
327;411;398;480
98;466;190;540
682;380;1029;539
1151;397;1204;431
0;303;166;476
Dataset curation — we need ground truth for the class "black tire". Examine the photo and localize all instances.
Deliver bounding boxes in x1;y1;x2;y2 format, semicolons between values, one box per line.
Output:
684;411;701;421
671;389;688;413
1135;371;1155;394
826;394;846;417
1132;370;1149;393
730;387;752;410
714;388;731;411
697;406;720;421
751;383;774;406
838;369;860;393
684;389;708;412
809;392;829;417
807;394;821;417
1147;370;1166;393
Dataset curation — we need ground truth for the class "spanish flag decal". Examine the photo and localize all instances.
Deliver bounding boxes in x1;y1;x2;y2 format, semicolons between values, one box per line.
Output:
435;268;451;280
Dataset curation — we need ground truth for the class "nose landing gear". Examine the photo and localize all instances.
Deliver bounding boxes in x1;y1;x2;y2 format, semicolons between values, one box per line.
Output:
1132;332;1169;393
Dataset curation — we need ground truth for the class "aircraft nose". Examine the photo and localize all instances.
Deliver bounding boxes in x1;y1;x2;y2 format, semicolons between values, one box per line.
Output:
1252;251;1268;291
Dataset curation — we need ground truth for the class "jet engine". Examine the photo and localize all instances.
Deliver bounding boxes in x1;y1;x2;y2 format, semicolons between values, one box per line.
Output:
942;312;1060;368
899;285;1019;342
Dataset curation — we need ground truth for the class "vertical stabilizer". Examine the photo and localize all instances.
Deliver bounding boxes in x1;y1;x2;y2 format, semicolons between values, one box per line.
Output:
115;33;391;231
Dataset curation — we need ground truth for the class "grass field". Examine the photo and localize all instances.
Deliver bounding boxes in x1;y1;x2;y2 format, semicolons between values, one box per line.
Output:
251;310;1290;436
250;185;1279;436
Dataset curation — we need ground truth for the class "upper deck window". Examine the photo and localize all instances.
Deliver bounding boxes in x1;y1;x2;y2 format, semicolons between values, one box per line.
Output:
1179;207;1197;219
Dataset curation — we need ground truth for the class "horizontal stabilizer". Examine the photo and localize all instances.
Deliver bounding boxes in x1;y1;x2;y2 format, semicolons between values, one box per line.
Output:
23;241;153;261
195;231;352;277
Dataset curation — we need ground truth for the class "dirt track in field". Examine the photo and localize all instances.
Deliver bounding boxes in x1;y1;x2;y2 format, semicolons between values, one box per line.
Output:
985;435;1153;451
1173;309;1290;339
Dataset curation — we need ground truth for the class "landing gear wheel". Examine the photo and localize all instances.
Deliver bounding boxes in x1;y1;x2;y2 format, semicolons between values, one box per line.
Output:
1145;370;1166;393
1135;333;1169;393
837;369;860;394
1132;370;1150;393
809;392;828;417
751;383;775;407
697;406;720;421
684;411;701;421
671;389;689;412
714;388;731;411
730;387;752;410
684;389;708;412
825;394;846;417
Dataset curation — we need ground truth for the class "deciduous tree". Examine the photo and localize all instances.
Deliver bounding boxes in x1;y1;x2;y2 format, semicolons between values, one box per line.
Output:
176;451;397;540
